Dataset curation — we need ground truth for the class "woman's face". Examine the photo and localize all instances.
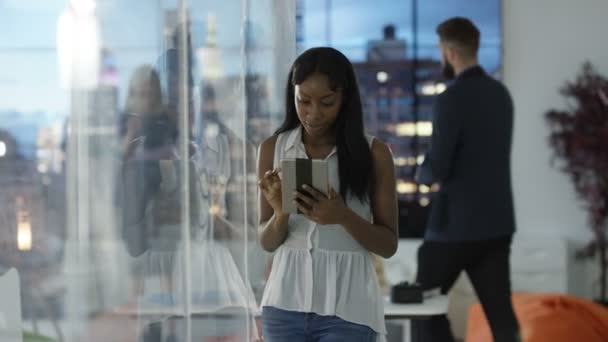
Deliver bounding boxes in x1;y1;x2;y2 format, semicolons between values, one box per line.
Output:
130;79;161;115
294;72;342;140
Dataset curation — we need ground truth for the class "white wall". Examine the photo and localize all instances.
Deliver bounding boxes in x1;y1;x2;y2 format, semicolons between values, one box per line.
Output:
503;0;608;241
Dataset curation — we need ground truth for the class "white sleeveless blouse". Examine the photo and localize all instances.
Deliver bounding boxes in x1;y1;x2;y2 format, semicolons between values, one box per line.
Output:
261;126;387;341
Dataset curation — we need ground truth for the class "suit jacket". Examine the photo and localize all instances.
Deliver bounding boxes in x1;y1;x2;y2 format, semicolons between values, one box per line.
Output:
421;66;516;241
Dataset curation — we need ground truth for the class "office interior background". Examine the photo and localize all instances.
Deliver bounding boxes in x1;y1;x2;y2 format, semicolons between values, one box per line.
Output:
0;0;607;341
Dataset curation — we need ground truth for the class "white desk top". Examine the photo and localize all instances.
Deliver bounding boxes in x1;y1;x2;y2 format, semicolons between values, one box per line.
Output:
384;295;449;319
111;304;257;318
111;295;449;320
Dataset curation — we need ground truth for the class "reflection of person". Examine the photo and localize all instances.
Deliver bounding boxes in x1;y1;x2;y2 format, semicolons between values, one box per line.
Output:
118;65;183;258
120;65;177;161
118;51;258;340
413;18;520;342
257;47;398;342
117;66;183;307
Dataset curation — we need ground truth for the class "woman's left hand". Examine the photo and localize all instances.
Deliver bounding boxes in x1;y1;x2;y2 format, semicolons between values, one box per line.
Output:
293;185;349;225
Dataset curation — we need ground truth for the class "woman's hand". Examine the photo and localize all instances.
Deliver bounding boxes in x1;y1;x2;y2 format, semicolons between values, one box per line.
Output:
293;185;349;225
125;114;143;139
258;168;283;215
121;114;143;159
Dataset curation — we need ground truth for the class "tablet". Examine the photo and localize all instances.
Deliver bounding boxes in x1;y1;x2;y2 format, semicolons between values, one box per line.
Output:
281;158;329;214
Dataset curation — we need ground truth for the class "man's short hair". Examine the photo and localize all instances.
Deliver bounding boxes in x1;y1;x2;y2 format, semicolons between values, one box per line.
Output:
436;17;480;58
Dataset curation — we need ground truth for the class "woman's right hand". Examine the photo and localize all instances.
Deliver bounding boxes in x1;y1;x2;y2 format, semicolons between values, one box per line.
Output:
122;114;143;159
258;168;283;215
125;114;143;137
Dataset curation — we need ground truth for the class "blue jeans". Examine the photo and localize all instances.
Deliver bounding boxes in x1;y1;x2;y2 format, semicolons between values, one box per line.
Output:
262;306;376;342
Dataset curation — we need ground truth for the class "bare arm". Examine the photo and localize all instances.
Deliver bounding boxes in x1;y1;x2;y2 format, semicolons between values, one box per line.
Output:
340;140;398;258
257;136;290;252
121;115;142;159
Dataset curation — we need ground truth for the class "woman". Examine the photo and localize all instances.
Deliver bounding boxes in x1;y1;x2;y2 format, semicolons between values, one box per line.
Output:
120;65;177;161
119;62;260;341
258;47;398;342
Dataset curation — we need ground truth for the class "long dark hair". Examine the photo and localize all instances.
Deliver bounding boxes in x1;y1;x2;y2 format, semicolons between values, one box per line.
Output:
276;47;374;202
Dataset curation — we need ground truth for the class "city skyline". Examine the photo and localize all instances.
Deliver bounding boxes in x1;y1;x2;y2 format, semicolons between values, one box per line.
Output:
1;1;501;113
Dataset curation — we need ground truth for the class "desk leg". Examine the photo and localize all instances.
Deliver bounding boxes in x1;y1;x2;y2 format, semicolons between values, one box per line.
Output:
402;319;411;342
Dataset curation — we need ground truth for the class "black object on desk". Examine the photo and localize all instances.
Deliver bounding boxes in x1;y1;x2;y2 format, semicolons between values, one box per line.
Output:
390;281;423;304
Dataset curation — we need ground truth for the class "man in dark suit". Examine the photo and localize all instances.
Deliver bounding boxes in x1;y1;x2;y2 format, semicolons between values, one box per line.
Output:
413;18;521;342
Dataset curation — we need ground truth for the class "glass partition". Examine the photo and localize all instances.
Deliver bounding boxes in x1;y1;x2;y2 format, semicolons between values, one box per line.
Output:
0;0;294;341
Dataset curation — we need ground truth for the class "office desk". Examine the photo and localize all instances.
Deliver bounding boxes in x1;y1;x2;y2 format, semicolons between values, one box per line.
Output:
384;295;449;342
110;295;448;342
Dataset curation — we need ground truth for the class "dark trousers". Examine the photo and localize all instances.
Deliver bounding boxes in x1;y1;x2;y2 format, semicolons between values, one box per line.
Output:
412;236;521;342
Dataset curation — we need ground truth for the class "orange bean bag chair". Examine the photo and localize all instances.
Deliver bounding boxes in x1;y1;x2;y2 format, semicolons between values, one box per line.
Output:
466;294;608;342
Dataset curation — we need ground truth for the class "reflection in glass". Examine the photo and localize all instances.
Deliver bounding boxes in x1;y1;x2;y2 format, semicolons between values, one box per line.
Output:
1;0;294;341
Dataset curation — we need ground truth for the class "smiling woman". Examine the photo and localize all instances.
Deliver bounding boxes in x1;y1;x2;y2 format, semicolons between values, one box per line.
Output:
258;47;398;342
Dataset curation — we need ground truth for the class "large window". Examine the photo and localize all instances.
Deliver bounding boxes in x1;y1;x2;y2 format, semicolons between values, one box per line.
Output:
298;0;502;236
0;1;502;340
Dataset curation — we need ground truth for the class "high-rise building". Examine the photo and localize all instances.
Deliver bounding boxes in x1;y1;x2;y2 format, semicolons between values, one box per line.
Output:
296;0;305;52
366;25;407;62
351;25;451;236
352;25;444;200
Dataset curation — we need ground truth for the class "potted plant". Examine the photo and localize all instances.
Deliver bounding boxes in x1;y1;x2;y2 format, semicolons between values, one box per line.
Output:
545;62;608;304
